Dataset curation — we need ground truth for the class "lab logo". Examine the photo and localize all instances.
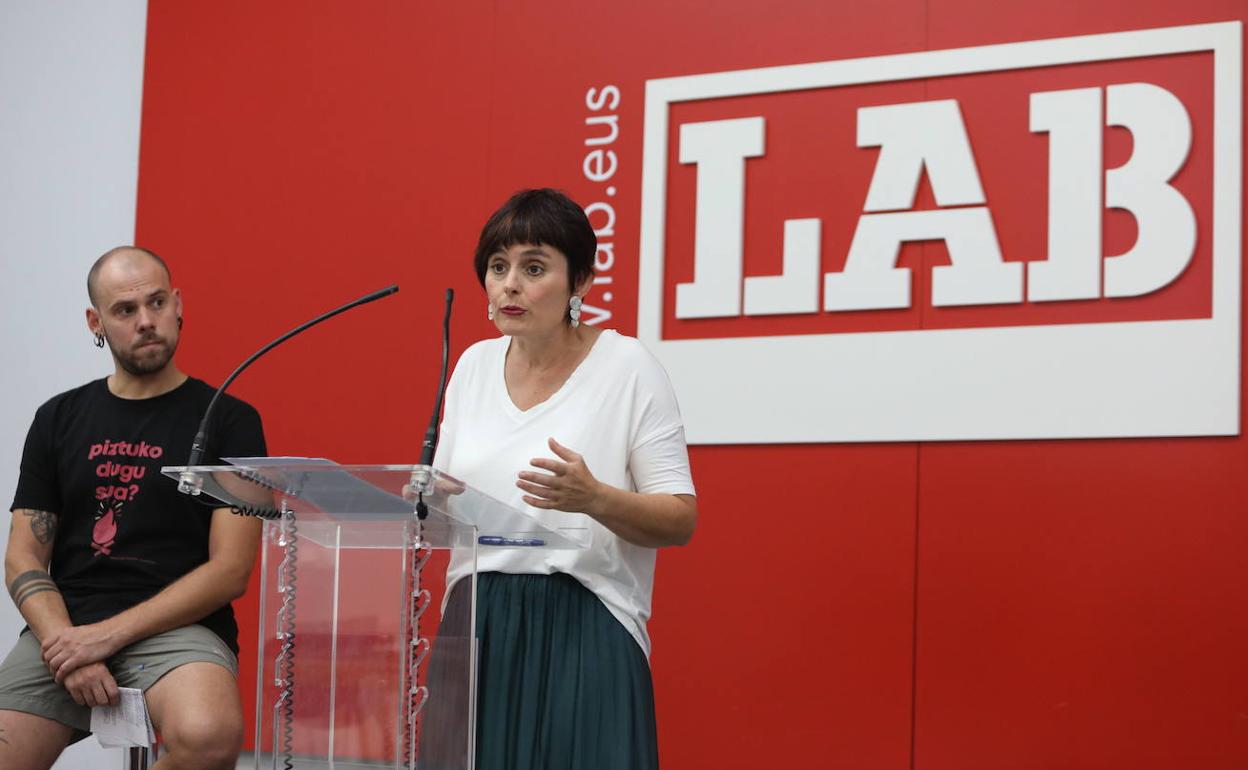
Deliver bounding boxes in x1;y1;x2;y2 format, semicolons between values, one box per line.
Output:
674;86;1192;318
638;23;1241;444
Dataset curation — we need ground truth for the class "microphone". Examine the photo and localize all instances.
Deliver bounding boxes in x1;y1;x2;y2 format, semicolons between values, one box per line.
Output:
420;288;455;466
178;284;400;495
413;288;454;519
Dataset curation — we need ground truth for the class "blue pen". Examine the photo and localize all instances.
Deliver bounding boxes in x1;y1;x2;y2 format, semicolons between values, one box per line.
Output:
478;535;545;547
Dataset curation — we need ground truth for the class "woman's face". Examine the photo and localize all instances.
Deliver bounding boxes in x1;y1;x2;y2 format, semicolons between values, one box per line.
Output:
485;242;575;337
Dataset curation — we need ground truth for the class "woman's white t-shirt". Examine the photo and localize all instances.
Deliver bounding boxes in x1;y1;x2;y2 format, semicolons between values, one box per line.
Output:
434;329;695;656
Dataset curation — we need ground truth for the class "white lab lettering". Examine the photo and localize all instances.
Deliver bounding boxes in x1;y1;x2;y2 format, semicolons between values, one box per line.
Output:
675;117;765;319
1027;87;1103;301
828;100;1019;309
1103;83;1197;297
743;218;821;316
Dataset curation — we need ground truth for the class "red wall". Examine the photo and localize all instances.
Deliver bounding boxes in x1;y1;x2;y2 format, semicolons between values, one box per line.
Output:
135;1;1247;767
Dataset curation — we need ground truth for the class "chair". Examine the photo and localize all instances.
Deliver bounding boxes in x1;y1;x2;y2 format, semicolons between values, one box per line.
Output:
122;741;158;770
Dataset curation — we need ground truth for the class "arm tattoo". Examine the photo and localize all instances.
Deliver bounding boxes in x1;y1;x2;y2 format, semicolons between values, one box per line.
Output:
21;509;57;545
7;569;59;610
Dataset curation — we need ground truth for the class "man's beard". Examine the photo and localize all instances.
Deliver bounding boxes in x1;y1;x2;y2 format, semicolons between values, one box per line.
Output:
109;333;178;376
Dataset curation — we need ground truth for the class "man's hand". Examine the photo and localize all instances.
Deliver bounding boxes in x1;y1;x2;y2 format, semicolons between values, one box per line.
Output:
63;661;119;707
41;622;122;684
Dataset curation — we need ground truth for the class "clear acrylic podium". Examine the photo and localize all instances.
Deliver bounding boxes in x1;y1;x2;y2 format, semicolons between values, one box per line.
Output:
164;459;588;770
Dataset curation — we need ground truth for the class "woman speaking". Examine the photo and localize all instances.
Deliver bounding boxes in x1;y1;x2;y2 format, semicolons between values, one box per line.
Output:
433;188;698;770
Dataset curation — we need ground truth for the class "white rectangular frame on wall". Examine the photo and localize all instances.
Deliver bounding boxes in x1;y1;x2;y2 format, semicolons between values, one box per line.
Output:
638;22;1242;444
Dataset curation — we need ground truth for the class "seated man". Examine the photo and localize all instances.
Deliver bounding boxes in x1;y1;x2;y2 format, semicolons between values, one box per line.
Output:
0;247;266;770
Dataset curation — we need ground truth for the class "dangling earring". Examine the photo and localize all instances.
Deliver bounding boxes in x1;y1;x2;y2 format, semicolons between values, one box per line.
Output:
487;303;495;321
177;316;183;330
568;296;583;328
93;333;105;348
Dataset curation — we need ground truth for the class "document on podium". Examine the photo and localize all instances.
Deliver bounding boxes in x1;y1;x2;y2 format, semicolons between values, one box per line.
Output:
90;687;155;748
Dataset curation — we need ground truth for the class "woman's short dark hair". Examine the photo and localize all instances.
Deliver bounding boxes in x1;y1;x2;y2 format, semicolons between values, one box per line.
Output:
474;189;596;293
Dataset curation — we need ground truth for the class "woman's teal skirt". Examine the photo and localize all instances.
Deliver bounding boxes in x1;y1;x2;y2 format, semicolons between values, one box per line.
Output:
420;572;659;770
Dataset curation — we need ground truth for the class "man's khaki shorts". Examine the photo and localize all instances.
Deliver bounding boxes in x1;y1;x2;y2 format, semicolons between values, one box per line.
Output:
0;624;238;742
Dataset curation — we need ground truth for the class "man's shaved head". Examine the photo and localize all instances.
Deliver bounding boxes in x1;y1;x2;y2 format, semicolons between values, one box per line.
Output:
87;246;171;307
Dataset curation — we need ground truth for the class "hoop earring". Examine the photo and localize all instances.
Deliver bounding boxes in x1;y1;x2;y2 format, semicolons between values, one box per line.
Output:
487;303;495;321
568;296;583;328
93;333;105;348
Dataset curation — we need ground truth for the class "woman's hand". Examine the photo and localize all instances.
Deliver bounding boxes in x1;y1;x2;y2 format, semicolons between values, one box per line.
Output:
519;437;697;548
517;438;603;514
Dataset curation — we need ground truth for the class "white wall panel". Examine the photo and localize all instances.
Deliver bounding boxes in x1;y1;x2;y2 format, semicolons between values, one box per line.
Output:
0;1;147;765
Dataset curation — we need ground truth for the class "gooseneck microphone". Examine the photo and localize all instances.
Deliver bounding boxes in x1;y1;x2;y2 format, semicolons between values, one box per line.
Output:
179;284;400;491
415;288;454;519
420;288;455;466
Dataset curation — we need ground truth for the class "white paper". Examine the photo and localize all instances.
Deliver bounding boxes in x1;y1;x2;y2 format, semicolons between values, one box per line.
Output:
90;686;155;748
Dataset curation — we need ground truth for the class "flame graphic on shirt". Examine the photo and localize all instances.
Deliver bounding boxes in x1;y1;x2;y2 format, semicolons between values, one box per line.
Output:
91;502;119;557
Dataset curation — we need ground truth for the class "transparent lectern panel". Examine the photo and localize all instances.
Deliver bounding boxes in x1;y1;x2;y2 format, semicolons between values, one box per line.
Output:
160;459;591;770
162;460;590;550
254;519;473;770
167;466;282;517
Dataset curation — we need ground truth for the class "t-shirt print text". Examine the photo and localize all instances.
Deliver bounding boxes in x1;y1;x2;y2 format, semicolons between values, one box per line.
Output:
89;438;164;557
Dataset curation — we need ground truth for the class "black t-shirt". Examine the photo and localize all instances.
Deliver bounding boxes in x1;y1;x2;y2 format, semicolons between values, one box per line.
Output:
9;376;266;654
